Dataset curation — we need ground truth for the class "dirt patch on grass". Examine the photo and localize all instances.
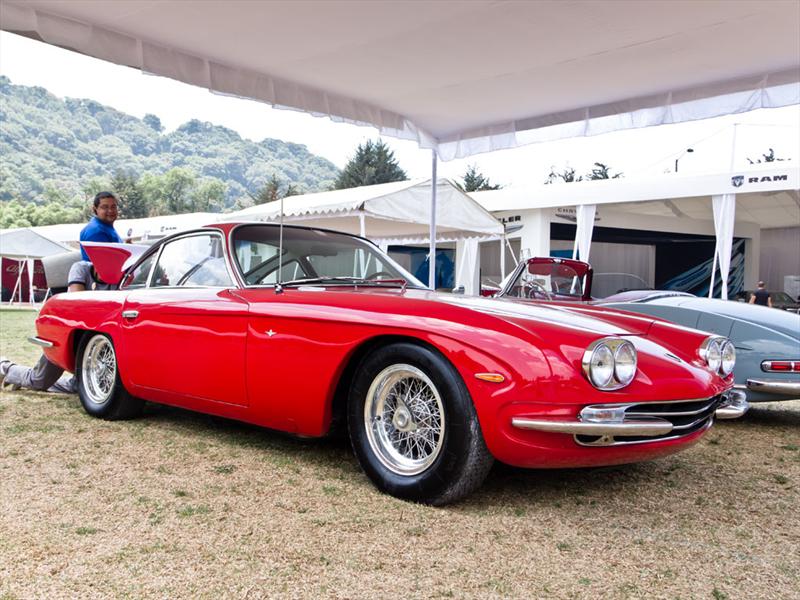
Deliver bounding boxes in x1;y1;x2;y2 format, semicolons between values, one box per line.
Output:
1;387;798;599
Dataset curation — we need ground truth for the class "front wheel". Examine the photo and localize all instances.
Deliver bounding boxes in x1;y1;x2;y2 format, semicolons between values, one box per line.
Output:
348;343;493;505
76;333;143;420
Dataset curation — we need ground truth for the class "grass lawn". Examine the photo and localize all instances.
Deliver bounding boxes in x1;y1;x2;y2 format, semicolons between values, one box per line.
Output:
1;308;798;599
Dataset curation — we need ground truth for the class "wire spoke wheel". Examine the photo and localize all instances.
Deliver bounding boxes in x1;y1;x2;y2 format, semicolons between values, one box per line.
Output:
81;335;117;405
364;363;445;476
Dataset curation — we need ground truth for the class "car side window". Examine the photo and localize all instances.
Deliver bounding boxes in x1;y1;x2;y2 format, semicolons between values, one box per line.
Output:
152;234;232;288
121;253;156;289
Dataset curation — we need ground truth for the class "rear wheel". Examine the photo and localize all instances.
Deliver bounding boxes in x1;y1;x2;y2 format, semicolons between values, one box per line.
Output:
348;343;493;505
76;333;143;420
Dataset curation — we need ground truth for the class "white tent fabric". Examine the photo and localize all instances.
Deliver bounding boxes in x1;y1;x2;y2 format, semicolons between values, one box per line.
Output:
0;228;68;304
571;204;597;263
0;228;69;258
709;193;737;300
455;238;480;296
223;179;503;241
2;1;798;159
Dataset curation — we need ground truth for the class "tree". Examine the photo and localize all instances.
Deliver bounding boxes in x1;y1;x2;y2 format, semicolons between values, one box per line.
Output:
545;166;582;184
110;171;148;218
192;179;226;212
143;114;163;132
545;163;623;184
334;140;407;189
586;162;623;180
747;148;788;164
457;165;502;192
159;168;197;214
248;174;302;205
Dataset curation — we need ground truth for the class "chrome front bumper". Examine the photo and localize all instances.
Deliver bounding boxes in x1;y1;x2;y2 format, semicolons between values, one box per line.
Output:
511;392;749;443
746;379;800;397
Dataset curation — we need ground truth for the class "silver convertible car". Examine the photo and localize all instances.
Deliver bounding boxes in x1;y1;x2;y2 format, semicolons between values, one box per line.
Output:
498;257;800;405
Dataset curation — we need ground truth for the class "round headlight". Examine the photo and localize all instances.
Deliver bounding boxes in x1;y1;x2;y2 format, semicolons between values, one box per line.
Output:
720;340;736;376
589;343;615;388
614;341;637;386
705;338;722;373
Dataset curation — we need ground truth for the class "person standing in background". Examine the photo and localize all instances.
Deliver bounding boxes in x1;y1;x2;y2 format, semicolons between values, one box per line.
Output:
749;281;773;308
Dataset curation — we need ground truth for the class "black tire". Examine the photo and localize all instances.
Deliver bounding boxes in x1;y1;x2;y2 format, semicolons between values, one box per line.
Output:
76;333;143;420
347;342;493;505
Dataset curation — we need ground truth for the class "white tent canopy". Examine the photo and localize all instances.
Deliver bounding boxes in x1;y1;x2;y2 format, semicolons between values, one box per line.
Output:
0;228;69;304
0;228;69;259
2;1;798;160
223;178;503;243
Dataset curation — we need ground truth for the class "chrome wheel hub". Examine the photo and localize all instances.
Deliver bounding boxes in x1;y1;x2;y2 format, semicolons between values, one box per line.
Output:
81;336;116;405
364;364;445;476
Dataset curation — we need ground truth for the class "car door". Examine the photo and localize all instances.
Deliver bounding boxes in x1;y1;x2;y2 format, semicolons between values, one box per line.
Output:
118;232;250;407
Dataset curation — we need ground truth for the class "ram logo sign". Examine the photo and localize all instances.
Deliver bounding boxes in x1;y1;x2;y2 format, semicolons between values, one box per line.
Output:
731;173;789;188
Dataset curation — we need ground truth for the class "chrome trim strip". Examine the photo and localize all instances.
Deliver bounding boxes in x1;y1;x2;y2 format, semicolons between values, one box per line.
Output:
746;379;800;396
669;414;716;431
511;417;673;436
578;418;714;447
627;403;716;417
27;336;53;348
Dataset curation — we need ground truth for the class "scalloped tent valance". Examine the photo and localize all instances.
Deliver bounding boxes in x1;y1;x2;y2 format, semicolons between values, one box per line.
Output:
2;0;798;160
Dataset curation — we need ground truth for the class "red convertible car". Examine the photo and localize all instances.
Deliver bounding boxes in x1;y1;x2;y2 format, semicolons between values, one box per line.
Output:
33;224;744;504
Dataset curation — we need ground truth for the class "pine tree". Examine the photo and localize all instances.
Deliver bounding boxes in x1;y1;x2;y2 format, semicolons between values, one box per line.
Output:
334;140;407;189
457;165;501;192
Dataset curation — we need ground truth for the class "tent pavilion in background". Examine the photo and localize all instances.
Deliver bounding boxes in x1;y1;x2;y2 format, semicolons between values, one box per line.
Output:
223;178;504;294
0;228;70;304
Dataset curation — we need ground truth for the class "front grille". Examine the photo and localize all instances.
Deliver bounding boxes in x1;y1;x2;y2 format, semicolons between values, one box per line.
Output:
575;395;723;446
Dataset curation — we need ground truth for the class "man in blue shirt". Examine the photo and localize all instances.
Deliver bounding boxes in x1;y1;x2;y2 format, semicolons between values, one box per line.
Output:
69;191;124;291
2;191;125;392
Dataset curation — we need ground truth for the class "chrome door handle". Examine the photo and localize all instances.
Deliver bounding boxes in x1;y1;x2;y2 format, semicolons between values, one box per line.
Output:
122;310;139;319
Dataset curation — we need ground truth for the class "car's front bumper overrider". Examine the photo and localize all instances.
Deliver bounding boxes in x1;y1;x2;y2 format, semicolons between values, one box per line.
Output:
746;379;800;397
511;392;749;445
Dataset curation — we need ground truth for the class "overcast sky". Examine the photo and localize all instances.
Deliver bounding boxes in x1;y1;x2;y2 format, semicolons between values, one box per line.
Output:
1;31;798;187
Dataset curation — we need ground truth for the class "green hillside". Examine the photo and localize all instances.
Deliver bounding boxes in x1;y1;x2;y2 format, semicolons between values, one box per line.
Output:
0;76;339;224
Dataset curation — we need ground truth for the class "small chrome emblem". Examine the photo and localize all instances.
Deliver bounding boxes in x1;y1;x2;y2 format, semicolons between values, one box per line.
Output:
731;175;744;188
266;329;276;337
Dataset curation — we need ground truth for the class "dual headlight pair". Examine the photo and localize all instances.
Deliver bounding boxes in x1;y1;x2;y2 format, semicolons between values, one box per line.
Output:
582;338;637;391
583;335;736;391
700;336;736;377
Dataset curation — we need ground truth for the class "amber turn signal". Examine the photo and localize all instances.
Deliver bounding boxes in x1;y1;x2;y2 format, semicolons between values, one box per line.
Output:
475;373;505;383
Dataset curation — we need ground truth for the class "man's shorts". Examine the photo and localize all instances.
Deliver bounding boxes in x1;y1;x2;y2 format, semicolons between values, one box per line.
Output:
67;261;94;289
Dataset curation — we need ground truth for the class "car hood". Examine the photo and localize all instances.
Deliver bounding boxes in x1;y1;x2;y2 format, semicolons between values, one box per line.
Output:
426;292;655;336
640;296;800;340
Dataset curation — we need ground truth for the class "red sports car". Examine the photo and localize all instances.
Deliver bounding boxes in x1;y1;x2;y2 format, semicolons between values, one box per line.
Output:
33;224;745;504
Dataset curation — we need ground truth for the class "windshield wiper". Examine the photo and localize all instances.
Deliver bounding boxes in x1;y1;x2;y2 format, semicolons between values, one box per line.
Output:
280;276;408;290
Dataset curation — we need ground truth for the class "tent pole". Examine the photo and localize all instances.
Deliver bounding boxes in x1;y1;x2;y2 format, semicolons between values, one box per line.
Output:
10;259;23;304
500;233;506;279
428;151;437;290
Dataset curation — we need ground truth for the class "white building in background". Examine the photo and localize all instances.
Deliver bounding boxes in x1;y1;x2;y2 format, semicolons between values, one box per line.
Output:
472;165;800;298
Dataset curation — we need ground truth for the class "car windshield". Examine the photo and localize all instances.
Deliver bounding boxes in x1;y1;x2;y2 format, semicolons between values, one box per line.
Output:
771;292;795;304
232;224;425;288
591;273;652;299
504;261;586;299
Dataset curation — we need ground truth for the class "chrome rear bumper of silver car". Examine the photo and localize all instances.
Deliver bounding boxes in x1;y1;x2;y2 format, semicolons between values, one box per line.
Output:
511;393;748;446
746;379;800;397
